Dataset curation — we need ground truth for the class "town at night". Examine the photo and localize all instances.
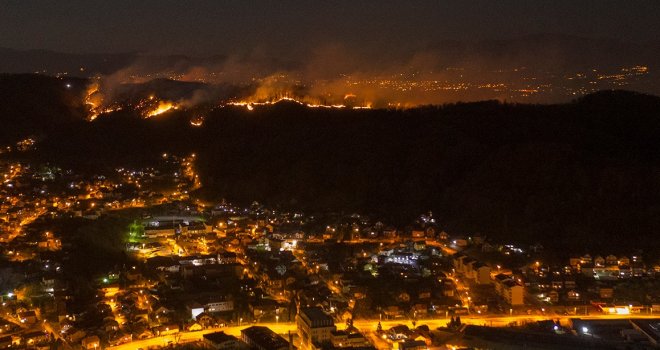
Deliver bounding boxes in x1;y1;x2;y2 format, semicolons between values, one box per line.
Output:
1;1;660;349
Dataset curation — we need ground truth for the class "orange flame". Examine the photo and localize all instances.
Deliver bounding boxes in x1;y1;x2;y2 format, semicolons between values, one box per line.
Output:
146;101;177;117
225;96;371;111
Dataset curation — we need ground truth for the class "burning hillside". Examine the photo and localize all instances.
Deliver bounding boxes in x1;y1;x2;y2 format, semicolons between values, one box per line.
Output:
80;76;373;123
225;96;372;111
82;81;185;121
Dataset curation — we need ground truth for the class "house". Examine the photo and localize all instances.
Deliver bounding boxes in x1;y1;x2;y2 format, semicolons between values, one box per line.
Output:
154;324;179;336
473;263;491;285
502;281;524;305
22;331;50;346
383;226;397;238
143;223;178;239
388;325;411;340
136;330;154;340
18;310;37;324
605;255;618;266
566;290;581;301
452;238;468;247
383;305;403;318
493;274;510;294
187;322;203;332
417;288;431;300
204;295;235;313
410;303;428;317
594;256;605;267
463;258;477;276
103;318;119;332
411;230;425;238
108;332;132;346
241;326;293;350
196;312;220;328
392;290;410;303
330;330;371;348
203;331;243;350
399;340;427;350
64;328;87;343
218;252;238;264
249;299;285;319
452;254;467;272
81;335;100;349
185;222;212;236
493;275;524;306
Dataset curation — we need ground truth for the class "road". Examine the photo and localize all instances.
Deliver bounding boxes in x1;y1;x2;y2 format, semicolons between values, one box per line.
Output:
108;322;296;350
107;314;660;350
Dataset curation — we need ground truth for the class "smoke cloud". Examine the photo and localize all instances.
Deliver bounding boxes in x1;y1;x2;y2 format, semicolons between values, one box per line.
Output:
81;36;659;115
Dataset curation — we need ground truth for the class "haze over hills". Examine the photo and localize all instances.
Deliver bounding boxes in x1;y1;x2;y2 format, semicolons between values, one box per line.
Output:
1;73;660;257
2;34;659;74
1;34;659;104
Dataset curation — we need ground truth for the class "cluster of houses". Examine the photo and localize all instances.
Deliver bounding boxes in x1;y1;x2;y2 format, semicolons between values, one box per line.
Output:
4;154;659;350
569;254;648;279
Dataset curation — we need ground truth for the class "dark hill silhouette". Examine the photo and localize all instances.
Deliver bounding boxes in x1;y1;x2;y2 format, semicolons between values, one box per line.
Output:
1;74;659;256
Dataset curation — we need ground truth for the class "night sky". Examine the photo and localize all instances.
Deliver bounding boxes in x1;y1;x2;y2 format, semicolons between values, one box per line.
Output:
1;1;659;57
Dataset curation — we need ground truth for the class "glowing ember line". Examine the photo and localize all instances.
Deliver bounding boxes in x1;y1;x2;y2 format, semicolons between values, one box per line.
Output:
225;97;371;111
145;101;178;117
190;116;204;127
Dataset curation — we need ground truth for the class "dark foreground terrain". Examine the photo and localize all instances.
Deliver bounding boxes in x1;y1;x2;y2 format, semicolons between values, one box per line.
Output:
2;74;660;254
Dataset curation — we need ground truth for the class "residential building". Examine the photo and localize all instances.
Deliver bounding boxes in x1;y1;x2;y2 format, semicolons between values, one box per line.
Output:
297;307;336;349
399;340;427;350
501;280;524;305
493;274;524;305
473;262;491;285
330;330;371;348
82;335;100;349
203;331;244;350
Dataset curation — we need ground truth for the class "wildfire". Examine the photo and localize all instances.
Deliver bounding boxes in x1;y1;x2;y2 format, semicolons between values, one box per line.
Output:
88;107;122;121
225;96;371;111
145;101;178;118
190;115;204;127
84;83;102;121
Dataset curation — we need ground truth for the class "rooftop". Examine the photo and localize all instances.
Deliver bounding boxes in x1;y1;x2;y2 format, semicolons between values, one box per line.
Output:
203;331;237;344
300;307;335;328
241;325;292;349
